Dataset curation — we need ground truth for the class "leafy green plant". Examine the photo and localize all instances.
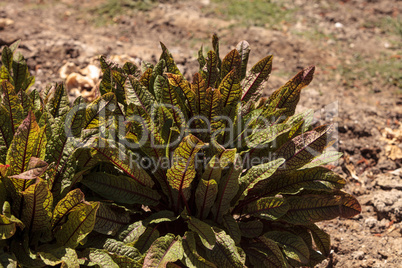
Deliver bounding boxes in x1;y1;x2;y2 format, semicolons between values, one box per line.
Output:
0;35;360;267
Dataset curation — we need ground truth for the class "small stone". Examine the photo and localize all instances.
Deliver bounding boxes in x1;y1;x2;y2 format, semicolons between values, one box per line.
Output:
352;251;365;260
364;217;377;228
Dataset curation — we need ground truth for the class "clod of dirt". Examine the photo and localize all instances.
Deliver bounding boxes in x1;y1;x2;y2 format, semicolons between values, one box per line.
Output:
382;126;402;161
372;189;402;222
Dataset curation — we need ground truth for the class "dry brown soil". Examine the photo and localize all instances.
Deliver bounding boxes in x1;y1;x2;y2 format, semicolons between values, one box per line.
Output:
0;0;401;267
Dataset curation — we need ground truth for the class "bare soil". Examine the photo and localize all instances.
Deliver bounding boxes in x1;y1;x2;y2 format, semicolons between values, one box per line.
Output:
1;0;401;267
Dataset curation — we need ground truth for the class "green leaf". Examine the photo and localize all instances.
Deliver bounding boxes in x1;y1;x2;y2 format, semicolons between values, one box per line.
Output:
308;224;331;257
143;234;183;268
1;81;24;134
275;124;335;170
254;167;346;197
0;214;19;240
1;46;13;71
8;157;48;181
191;73;207;115
0;179;5;208
212;33;222;71
55;201;99;248
187;217;216;250
126;76;156;113
241;55;273;103
220;49;241;81
44;83;70;118
82;172;160;206
52;188;85;229
90;139;155;187
237;158;285;202
212;154;242;222
243;197;289;221
298;150;343;170
264;231;310;264
20;179;53;233
167;134;204;208
84;92;117;129
94;203;130;236
195;179;218;220
219;70;241;107
39;247;80;268
166;73;196;115
88;249;119;268
201;87;222;127
281;192;362;225
160;43;181;75
268;66;315;117
203;50;219;88
0;105;14;163
182;231;217;268
222;214;241;245
235;40;251;81
238;220;263;238
6;111;40;179
135;226;160;254
244;236;287;268
119;221;146;244
103;238;143;261
205;227;245;268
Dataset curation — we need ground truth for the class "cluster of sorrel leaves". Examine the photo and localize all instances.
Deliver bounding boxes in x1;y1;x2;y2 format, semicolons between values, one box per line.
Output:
0;35;360;268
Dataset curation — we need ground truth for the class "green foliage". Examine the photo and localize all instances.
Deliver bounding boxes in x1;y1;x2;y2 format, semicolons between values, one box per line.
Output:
0;37;360;267
206;0;295;28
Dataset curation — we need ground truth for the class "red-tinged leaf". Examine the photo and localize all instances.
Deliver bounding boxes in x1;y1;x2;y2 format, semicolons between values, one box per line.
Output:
84;92;117;129
243;197;289;220
6;111;40;179
265;231;310;264
52;188;85;229
55;201;99;248
205;227;245;268
212;154;242;222
140;67;153;90
143;234;183;268
0;105;13;163
241;55;273;102
235;40;251;80
1;80;23;134
9;157;48;180
182;231;217;268
91;138;155;188
275;124;335;170
245;236;287;268
135;226;160;254
160;42;182;75
219;70;242;107
249;166;346;197
44;83;70;118
126;76;155;115
268;66;315;116
238;220;263;238
94;202;130;236
220;49;241;81
281;192;361;225
203;50;219;89
307;224;331;257
166;73;196;115
21;179;53;233
187;216;216;250
167;134;204;209
195;178;218;219
82;172;160;206
191;73;207;115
